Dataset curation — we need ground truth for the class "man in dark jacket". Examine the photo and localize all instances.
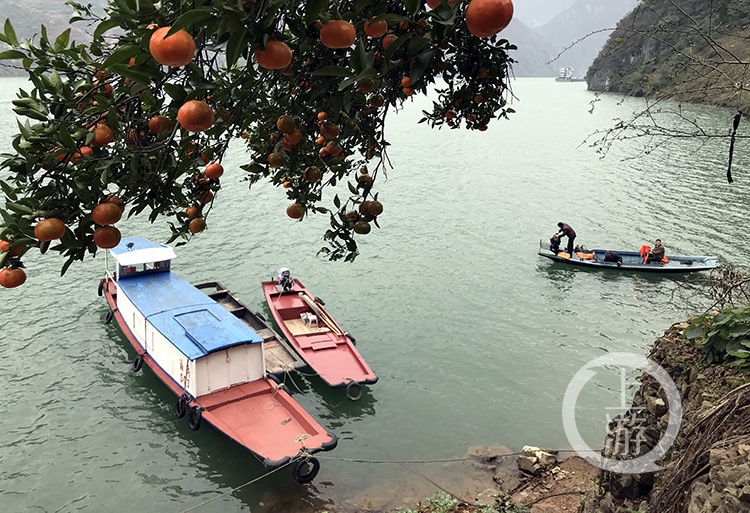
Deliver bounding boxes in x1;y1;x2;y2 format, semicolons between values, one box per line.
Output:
648;239;665;263
556;222;576;255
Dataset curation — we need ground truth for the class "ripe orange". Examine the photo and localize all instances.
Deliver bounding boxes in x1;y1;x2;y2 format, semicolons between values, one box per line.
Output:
204;163;224;179
465;0;514;38
401;76;412;88
267;152;286;168
34;218;66;241
149;26;196;67
382;34;397;50
185;206;199;218
319;122;340;139
368;200;383;216
304;166;322;182
105;194;126;212
353;220;371;234
92;202;123;225
148;115;175;136
283;129;303;146
276;114;296;133
0;267;26;288
320;20;356;49
0;240;24;257
91;124;114;146
79;146;94;156
254;40;293;70
286;203;305;219
177;100;215;132
200;190;214;204
364;18;387;38
188;218;206;234
317;112;328;121
403;86;415;96
93;225;121;249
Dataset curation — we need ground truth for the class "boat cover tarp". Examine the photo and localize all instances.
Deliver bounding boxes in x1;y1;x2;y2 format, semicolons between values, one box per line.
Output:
118;272;262;359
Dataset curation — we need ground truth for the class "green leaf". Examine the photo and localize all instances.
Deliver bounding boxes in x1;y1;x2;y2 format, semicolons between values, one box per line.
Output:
0;49;26;60
102;44;139;67
54;29;71;51
93;19;121;41
684;326;705;340
410;49;434;84
172;9;217;32
305;0;327;24
58;126;75;149
3;18;18;46
403;0;420;15
13;107;49;122
311;66;355;77
5;202;34;215
226;28;248;68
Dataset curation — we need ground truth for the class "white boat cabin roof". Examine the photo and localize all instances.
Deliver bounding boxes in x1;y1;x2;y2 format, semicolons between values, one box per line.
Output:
108;237;177;266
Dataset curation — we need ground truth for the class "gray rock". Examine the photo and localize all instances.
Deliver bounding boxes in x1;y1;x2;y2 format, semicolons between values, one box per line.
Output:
516;454;540;475
646;395;667;417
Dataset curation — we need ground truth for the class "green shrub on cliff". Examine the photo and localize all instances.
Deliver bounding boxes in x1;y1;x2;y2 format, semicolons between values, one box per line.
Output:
685;307;750;366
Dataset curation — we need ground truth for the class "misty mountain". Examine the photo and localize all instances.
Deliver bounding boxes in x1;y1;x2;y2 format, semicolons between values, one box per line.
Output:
503;18;558;77
512;0;577;29
534;0;640;78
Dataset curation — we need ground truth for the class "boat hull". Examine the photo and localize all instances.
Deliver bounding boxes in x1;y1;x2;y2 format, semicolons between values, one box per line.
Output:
537;241;721;273
261;279;377;396
101;277;337;469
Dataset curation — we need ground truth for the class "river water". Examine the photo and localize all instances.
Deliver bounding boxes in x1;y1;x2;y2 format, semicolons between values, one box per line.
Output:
1;76;749;513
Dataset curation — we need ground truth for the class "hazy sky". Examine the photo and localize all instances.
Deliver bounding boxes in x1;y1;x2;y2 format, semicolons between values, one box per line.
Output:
512;0;578;28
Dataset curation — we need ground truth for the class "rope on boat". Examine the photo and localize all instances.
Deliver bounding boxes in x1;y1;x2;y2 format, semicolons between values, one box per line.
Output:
179;460;294;513
314;448;603;465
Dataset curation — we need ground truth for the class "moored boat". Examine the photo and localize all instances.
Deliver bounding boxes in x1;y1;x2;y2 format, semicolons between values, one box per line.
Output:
262;272;378;400
195;281;305;377
537;240;721;273
99;237;337;483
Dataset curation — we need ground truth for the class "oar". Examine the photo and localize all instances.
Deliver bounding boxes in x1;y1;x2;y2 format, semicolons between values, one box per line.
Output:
299;292;343;336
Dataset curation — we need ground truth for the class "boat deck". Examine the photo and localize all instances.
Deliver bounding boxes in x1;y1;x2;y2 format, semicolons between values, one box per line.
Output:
195;282;305;376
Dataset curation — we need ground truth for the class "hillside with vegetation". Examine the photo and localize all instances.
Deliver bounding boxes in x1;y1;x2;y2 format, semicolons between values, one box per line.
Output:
587;0;750;112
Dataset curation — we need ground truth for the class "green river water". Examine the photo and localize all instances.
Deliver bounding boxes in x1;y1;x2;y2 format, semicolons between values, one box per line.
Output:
0;76;749;513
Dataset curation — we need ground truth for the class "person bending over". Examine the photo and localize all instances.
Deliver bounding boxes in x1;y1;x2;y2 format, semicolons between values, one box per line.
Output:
555;222;576;255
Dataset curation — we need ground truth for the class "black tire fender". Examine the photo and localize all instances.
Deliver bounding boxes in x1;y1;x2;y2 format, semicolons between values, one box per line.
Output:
292;457;320;484
97;280;104;297
105;310;114;324
175;395;189;419
347;333;356;343
131;354;143;372
188;406;202;431
345;381;363;401
313;296;325;306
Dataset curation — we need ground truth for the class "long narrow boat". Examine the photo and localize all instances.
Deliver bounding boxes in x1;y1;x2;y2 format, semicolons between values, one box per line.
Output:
195;281;305;377
99;237;337;483
261;275;378;400
537;240;721;273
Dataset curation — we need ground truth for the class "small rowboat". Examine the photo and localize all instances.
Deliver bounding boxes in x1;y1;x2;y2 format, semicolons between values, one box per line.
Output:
537;240;721;273
99;237;337;483
262;275;378;400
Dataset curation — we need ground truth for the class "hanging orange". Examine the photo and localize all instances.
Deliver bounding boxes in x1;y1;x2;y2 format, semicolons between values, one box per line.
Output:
204;163;224;179
34;218;67;241
177;100;215;132
148;115;175;136
320;20;356;49
91;202;123;225
149;26;196;67
93;225;122;249
254;40;293;70
364;18;387;38
465;0;514;38
0;267;26;288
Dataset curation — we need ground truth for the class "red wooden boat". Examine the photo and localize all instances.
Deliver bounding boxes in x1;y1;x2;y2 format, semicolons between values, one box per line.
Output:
99;238;337;483
261;270;378;400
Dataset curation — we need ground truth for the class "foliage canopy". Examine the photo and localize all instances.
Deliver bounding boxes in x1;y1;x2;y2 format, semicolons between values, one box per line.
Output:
0;0;516;277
